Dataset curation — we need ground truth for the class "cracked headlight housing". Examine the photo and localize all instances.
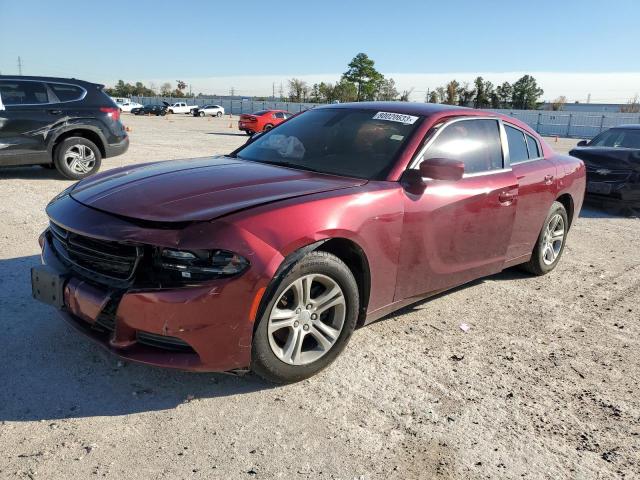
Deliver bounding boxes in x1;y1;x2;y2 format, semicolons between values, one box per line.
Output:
155;248;249;282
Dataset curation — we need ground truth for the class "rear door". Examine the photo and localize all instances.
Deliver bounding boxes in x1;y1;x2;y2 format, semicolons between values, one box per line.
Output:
395;117;519;300
0;79;56;165
503;124;557;261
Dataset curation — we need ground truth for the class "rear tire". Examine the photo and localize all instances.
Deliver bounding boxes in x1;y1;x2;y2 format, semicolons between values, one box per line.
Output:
53;137;102;180
251;251;359;384
263;124;274;131
521;201;568;276
216;111;223;117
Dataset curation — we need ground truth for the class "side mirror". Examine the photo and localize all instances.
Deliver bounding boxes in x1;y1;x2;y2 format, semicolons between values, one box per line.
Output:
419;158;464;181
577;140;588;147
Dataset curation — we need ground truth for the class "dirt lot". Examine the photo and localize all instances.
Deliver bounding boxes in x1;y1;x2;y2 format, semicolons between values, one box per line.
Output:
0;114;638;479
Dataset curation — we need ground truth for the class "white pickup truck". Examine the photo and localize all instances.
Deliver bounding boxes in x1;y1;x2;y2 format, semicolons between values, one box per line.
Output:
165;102;198;114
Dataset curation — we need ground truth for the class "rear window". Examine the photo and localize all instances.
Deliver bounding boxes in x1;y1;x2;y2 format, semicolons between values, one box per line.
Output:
526;134;540;158
237;108;421;180
253;110;270;116
0;80;49;105
505;125;529;164
48;83;85;102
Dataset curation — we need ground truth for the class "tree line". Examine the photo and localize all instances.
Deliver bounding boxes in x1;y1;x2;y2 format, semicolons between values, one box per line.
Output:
105;79;190;98
286;54;546;110
286;53;411;103
104;52;551;111
426;75;544;110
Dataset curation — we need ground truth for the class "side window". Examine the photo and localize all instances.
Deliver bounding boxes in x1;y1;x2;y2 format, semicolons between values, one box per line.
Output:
48;83;84;102
0;80;49;105
274;112;285;119
422;119;503;174
525;134;540;158
505;125;529;164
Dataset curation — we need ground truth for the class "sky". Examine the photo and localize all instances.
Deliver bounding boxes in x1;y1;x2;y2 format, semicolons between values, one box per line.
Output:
1;0;639;102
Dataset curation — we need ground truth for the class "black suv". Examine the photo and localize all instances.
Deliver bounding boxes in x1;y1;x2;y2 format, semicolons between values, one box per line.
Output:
0;76;128;179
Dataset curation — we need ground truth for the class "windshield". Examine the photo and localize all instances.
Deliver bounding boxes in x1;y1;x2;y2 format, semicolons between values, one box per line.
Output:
235;108;421;179
589;128;640;149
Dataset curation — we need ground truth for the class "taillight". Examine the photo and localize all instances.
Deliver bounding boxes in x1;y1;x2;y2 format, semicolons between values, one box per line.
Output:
248;116;257;122
100;107;121;122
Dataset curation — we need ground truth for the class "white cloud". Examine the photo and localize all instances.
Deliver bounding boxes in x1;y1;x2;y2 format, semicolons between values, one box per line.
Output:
123;72;640;103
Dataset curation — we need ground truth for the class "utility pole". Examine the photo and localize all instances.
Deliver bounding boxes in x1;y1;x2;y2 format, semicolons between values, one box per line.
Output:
278;82;283;101
17;56;23;75
587;93;591;104
230;87;235;97
272;82;275;100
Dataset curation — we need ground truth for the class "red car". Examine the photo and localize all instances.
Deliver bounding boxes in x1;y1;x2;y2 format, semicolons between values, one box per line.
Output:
238;109;294;135
33;102;585;383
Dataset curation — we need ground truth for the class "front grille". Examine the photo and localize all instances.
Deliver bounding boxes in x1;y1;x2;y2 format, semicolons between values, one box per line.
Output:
49;222;142;282
586;167;632;183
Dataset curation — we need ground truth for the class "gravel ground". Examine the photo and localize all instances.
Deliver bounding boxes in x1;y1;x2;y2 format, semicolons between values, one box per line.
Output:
0;114;638;479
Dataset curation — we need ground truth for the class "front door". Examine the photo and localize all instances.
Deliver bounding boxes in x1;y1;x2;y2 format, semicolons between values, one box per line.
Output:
0;79;54;165
395;117;518;300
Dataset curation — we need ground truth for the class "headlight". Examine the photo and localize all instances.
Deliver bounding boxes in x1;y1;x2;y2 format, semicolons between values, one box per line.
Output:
156;248;249;281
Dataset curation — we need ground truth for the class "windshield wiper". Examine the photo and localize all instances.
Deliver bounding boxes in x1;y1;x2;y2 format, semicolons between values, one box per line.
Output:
261;160;324;174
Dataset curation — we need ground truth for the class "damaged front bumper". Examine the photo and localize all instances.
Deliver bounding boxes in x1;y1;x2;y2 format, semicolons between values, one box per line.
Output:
33;219;271;373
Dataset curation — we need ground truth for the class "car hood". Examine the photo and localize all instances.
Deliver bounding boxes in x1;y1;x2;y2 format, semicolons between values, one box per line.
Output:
569;146;640;171
69;156;366;223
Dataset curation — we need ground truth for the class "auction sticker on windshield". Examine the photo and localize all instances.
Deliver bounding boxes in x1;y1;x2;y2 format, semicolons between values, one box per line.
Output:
372;112;419;124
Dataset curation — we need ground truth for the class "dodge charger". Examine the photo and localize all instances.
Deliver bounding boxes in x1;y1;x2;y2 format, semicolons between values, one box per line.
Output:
32;102;586;383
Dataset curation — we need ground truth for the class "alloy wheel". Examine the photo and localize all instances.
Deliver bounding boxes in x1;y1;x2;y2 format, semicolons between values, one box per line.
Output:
64;144;96;175
267;274;346;365
541;213;565;265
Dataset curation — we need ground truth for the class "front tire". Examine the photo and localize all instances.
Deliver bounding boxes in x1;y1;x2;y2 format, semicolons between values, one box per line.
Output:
522;201;568;275
251;251;359;384
199;111;205;117
53;137;102;180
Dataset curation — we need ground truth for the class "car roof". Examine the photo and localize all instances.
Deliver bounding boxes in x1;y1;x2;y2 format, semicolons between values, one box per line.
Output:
315;101;473;117
610;124;640;130
0;75;102;88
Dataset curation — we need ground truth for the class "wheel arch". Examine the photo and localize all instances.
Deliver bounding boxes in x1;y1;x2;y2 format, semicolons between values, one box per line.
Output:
51;128;106;159
253;237;371;333
556;193;575;229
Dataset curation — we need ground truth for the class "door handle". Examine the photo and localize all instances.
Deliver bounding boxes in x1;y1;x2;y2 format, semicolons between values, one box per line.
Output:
48;109;62;115
544;174;554;185
498;191;517;204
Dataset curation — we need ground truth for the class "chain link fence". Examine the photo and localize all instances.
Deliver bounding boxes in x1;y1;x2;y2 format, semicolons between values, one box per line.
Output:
131;96;640;139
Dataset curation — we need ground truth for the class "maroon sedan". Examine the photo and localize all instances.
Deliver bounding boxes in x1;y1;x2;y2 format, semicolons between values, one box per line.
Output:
32;102;585;383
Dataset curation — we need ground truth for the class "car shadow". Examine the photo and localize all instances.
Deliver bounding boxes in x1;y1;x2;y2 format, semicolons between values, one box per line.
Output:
0;255;272;422
376;267;530;320
0;165;64;180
